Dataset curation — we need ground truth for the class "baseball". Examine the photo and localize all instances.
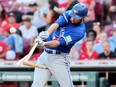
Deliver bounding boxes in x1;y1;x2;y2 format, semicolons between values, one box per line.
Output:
10;27;16;34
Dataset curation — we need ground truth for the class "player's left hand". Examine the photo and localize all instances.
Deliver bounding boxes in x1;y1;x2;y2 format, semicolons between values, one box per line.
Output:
39;31;49;40
35;36;45;46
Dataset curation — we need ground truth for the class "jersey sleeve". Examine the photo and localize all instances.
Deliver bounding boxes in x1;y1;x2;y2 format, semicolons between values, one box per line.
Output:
55;11;71;27
58;31;85;47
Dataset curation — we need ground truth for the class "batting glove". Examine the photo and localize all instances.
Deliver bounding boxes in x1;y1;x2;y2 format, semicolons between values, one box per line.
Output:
35;36;45;46
39;31;49;40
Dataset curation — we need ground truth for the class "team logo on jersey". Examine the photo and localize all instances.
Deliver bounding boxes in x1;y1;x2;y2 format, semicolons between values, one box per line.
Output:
66;35;72;43
53;36;58;40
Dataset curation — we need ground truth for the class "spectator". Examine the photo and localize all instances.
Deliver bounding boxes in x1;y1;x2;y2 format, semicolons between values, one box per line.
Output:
0;3;8;28
104;14;116;37
2;12;20;30
78;0;96;31
3;26;23;59
26;2;38;16
40;0;59;25
108;0;116;21
23;2;47;33
55;0;68;8
11;2;24;23
0;0;15;12
0;41;7;59
94;0;104;22
2;26;16;60
93;32;116;53
18;2;29;14
109;30;116;51
54;0;78;14
19;18;38;40
81;29;97;52
12;29;23;58
79;39;99;60
0;29;6;41
19;18;38;55
98;41;116;59
66;0;79;11
93;22;101;43
79;0;96;21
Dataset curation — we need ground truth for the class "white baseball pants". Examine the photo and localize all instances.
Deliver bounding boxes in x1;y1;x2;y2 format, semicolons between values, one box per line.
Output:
31;51;74;87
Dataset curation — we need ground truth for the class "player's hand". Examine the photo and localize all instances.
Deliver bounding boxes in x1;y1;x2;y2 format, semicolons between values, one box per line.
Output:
39;31;49;40
35;36;45;46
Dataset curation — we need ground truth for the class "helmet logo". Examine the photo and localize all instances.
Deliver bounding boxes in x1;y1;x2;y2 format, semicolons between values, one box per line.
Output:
74;10;78;15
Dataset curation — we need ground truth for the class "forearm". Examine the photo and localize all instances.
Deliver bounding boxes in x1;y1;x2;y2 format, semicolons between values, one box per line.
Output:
44;40;60;48
47;23;59;35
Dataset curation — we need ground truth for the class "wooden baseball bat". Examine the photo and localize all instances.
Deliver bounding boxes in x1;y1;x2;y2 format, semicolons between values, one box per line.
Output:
16;40;55;70
22;61;53;70
16;42;38;65
25;42;38;61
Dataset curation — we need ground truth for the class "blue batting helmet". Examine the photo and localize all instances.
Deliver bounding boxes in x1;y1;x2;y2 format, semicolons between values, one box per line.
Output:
69;3;88;19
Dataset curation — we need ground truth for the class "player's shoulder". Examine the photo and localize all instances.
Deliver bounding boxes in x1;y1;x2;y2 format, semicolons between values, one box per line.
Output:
62;11;70;16
61;11;71;20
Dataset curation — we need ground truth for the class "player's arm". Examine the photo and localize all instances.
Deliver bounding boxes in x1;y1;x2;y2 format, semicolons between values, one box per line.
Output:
35;37;61;47
44;40;60;47
47;23;59;35
44;11;70;35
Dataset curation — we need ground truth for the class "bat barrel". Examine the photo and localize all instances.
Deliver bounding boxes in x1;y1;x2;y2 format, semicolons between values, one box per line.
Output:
22;61;53;70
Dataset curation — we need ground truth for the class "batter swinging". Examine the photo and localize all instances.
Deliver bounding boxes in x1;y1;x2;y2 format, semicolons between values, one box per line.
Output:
32;3;88;87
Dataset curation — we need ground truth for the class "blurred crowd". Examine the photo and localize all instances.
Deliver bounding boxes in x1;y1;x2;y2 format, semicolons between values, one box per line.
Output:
0;0;116;60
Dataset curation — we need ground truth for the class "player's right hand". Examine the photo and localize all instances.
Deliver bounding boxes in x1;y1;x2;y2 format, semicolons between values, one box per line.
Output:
34;36;45;46
39;31;49;40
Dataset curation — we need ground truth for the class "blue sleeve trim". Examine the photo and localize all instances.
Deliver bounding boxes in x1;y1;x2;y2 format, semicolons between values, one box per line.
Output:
55;11;71;27
63;13;68;23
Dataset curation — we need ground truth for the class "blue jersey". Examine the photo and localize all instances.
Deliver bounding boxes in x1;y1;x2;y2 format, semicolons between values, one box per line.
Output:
46;11;86;53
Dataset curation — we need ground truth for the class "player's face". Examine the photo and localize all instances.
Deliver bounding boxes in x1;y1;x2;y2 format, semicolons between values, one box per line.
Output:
70;17;82;25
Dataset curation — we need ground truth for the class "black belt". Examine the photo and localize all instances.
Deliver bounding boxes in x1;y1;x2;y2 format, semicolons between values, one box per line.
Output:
45;49;61;54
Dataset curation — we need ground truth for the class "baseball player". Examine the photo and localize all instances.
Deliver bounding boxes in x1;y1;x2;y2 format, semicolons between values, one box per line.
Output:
32;3;88;87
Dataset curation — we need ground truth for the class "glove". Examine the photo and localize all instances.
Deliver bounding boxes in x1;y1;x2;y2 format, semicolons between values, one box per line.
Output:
39;31;49;40
35;36;45;46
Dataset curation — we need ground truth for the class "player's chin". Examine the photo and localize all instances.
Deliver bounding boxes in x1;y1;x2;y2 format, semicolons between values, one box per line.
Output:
72;20;82;26
72;22;80;26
